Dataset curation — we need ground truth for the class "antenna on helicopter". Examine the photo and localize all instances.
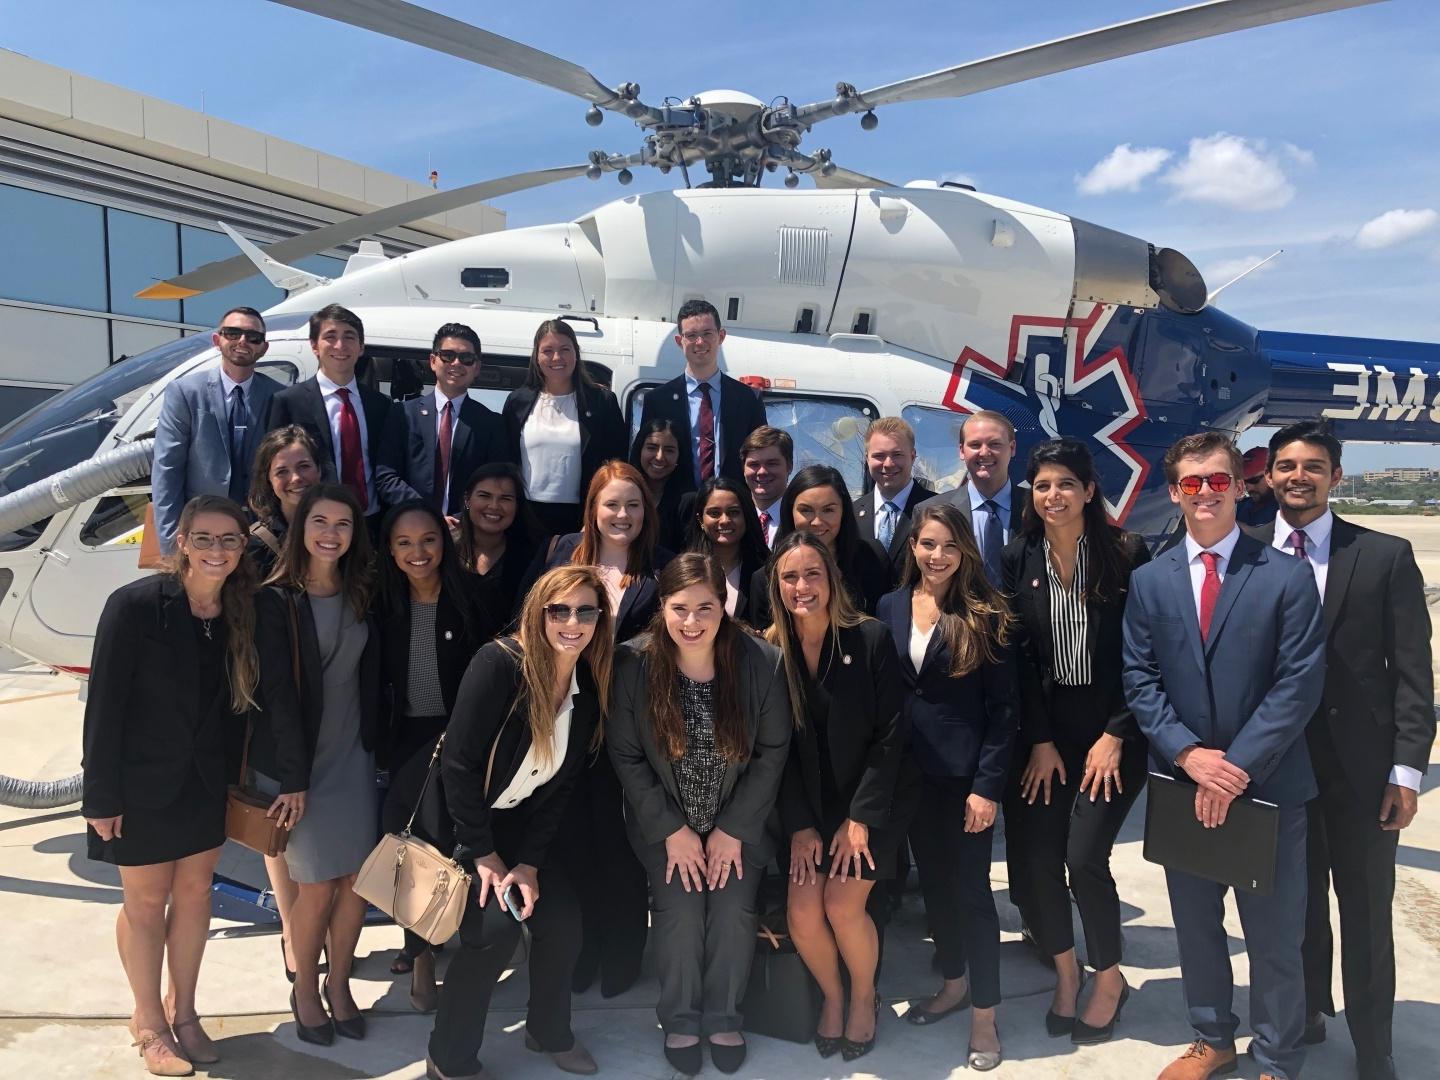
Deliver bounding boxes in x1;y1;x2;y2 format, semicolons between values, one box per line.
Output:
1206;250;1284;304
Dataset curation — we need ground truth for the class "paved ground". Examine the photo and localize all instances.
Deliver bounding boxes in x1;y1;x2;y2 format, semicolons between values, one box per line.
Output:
2;517;1437;1079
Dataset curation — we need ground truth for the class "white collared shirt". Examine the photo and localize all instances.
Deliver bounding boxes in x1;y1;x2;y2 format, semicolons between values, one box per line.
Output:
754;498;781;547
491;670;579;809
968;480;1014;546
1182;524;1242;622
873;479;915;517
1271;509;1419;793
315;371;376;513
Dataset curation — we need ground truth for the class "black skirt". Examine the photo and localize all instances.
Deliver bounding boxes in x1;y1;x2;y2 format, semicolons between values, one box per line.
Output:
86;768;226;867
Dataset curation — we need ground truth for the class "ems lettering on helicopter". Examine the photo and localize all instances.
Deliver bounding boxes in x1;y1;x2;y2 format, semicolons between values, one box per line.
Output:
1322;362;1440;424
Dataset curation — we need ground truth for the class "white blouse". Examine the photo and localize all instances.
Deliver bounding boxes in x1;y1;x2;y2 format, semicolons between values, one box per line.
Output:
910;620;937;672
723;562;742;616
522;392;582;503
490;670;578;809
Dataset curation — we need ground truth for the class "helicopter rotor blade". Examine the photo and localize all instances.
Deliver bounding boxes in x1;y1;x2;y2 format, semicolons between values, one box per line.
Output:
813;166;893;190
136;163;592;300
268;0;662;124
796;0;1385;121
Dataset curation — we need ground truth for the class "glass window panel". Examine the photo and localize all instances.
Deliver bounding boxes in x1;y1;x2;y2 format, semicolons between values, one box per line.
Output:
0;183;106;311
901;404;968;492
107;209;180;321
762;395;874;496
179;225;282;328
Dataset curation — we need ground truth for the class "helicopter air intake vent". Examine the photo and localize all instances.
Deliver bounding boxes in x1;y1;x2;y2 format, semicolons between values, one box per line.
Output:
777;227;829;287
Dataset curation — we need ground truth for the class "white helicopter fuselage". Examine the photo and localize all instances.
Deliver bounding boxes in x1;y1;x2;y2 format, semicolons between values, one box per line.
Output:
0;182;1171;676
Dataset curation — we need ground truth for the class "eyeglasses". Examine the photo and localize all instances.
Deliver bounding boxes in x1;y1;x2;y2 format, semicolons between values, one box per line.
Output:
434;349;478;367
679;330;718;344
1175;473;1234;496
187;533;245;551
544;603;600;625
218;327;265;345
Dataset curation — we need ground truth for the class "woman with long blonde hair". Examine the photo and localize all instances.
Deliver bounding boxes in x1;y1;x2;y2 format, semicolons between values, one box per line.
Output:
82;495;264;1074
427;565;614;1080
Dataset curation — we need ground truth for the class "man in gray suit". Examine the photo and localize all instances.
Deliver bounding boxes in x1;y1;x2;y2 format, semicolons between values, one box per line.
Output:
151;306;282;552
918;409;1024;585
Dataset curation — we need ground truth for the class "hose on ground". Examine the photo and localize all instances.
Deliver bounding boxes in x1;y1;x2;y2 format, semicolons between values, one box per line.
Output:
0;773;82;809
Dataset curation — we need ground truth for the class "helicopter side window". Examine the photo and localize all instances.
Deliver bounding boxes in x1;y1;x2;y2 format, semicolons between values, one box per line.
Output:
460;268;510;289
901;404;970;492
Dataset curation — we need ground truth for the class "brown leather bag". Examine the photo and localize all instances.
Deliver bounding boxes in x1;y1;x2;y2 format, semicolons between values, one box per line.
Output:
137;503;165;570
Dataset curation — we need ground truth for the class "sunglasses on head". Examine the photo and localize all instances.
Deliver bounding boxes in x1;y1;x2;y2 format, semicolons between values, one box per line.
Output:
434;349;478;367
218;327;265;345
1175;472;1234;496
544;603;600;625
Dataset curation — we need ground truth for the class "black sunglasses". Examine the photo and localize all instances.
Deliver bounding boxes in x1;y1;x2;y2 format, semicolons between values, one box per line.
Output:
434;349;479;367
218;327;265;345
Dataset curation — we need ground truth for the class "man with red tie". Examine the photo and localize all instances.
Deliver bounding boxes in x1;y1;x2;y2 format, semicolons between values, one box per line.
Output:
1123;432;1326;1080
739;425;792;548
629;299;768;497
267;304;391;528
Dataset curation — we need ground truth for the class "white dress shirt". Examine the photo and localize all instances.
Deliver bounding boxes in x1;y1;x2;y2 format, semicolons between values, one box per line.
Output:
909;620;936;672
1182;524;1242;620
873;479;916;516
491;670;579;809
968;481;1014;546
1272;509;1419;793
316;371;376;513
522;391;583;504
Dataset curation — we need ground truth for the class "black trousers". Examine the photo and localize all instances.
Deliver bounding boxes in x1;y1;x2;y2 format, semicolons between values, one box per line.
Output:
427;824;582;1076
1302;723;1399;1060
553;753;650;989
1002;685;1148;970
908;773;1002;1008
383;718;451;959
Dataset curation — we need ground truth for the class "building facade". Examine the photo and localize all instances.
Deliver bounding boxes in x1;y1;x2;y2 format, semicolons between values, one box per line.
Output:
0;48;502;427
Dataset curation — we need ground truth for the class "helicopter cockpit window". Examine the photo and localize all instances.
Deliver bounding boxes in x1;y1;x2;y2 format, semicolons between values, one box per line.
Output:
460;268;510;289
0;335;212;553
901;404;969;492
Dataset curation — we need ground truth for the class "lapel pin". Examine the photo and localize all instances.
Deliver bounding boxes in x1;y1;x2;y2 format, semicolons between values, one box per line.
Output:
673;392;681;400
842;654;852;665
1032;579;1040;588
444;630;453;641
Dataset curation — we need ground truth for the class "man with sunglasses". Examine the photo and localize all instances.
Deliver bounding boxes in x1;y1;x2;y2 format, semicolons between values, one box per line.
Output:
1236;446;1279;528
1123;431;1325;1080
376;323;508;526
152;306;282;552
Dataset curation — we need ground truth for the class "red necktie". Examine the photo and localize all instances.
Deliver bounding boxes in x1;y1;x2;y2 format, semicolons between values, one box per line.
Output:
335;387;367;509
697;382;716;482
759;508;771;534
435;399;454;513
1199;550;1221;641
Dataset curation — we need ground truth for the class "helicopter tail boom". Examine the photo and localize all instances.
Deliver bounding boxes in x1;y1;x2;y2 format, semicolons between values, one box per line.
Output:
1258;329;1440;442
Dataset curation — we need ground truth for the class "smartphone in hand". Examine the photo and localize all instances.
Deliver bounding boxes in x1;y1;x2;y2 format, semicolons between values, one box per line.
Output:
501;883;525;922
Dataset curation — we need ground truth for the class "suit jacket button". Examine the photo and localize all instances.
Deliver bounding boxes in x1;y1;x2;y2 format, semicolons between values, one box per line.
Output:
914;688;922;696
1328;707;1338;716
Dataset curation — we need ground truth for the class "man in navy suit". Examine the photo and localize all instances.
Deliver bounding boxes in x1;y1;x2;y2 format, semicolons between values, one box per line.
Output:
853;416;936;584
917;410;1024;586
629;298;768;494
1123;431;1325;1080
375;322;508;527
151;306;282;552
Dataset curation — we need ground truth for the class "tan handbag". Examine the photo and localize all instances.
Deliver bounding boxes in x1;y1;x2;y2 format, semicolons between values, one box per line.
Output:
354;734;475;945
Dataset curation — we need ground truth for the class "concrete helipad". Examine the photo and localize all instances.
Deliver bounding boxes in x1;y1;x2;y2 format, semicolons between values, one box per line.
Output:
2;515;1438;1079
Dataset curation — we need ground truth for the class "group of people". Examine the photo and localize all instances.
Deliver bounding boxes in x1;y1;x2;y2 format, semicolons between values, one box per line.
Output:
79;296;1432;1080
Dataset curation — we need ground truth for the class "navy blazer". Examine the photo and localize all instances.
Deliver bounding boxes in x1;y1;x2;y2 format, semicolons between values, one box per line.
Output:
375;391;509;512
878;587;1017;800
628;371;768;494
1122;531;1326;806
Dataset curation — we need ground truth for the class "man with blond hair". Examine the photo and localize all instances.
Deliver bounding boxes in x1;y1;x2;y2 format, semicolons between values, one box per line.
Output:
854;416;936;582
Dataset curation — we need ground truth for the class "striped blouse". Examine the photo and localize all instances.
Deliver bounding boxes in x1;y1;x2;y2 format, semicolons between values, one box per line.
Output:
1043;535;1091;686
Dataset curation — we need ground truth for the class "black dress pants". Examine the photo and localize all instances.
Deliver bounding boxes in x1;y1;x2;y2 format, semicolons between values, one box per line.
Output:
908;773;1002;1008
427;826;582;1076
383;718;451;958
1302;723;1399;1060
1002;686;1148;970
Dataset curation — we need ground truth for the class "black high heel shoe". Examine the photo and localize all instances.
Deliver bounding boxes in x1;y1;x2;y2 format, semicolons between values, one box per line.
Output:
280;935;295;984
321;979;367;1040
1045;966;1087;1037
839;995;881;1062
814;1032;843;1058
1071;979;1130;1045
289;989;334;1046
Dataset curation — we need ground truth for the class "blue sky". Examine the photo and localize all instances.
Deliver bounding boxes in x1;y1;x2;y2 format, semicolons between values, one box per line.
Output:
5;0;1437;468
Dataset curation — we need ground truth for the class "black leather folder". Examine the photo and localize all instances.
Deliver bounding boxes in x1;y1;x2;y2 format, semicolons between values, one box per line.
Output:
1143;772;1279;895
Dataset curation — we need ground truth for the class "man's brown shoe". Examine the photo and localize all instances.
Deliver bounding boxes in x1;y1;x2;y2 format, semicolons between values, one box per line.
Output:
1157;1038;1238;1080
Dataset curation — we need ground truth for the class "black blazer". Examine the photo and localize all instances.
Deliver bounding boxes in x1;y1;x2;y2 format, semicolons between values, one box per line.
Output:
776;620;915;840
377;578;498;759
502;383;627;504
877;588;1017;797
530;532;675;642
266;376;391;492
473;537;538;632
629;372;768;494
853;479;939;584
443;640;600;869
747;539;890;629
1256;515;1435;813
251;585;383;793
375;391;509;512
81;575;251;817
1002;530;1149;747
608;633;792;863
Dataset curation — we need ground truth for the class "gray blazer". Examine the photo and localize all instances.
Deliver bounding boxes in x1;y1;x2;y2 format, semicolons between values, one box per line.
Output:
607;631;792;865
152;364;281;551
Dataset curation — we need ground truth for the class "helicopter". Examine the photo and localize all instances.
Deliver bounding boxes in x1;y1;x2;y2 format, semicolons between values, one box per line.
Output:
0;0;1437;701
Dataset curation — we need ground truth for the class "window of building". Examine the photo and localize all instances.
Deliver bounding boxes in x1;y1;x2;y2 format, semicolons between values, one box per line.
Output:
0;183;107;312
107;209;180;321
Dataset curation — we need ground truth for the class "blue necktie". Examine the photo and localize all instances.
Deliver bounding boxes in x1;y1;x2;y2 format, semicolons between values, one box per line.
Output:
876;500;898;551
227;385;249;505
981;499;1003;586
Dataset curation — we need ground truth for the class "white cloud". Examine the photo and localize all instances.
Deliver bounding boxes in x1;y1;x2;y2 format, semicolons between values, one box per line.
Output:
1205;254;1280;286
1354;208;1438;249
1161;133;1305;211
1075;144;1172;195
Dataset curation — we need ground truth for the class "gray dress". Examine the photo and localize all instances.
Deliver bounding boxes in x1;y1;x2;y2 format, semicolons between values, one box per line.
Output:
276;591;376;883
